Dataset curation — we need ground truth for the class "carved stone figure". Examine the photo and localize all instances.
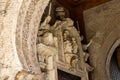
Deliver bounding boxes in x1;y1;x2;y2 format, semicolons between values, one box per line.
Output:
37;16;55;46
37;14;59;63
55;7;74;27
63;30;70;41
53;7;80;71
37;13;58;80
52;7;74;33
48;7;75;63
64;40;72;54
72;37;78;54
37;6;93;80
63;30;72;54
64;40;74;69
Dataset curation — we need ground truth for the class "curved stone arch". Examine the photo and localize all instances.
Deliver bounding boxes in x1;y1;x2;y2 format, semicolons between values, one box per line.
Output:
106;39;120;80
16;0;50;74
90;29;120;80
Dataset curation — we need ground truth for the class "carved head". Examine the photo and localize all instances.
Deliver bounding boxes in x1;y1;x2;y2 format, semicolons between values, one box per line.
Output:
64;30;69;35
72;37;76;42
55;7;65;20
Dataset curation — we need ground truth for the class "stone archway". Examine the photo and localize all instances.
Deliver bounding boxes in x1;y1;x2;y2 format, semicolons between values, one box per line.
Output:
0;0;50;79
88;30;120;80
83;0;120;80
16;0;50;74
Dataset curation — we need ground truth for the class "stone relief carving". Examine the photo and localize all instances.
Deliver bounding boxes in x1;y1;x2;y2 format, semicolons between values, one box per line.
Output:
37;15;57;69
37;13;57;80
62;30;79;70
36;6;93;80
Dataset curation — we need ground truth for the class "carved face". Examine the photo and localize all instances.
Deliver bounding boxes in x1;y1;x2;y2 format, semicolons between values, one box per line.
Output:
63;30;70;41
56;11;65;20
64;30;69;35
72;38;76;41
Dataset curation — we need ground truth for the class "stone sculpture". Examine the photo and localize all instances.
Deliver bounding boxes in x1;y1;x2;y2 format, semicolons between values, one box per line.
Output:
53;7;80;71
62;30;78;70
37;15;58;78
37;7;58;80
37;6;93;80
37;16;54;46
72;37;78;54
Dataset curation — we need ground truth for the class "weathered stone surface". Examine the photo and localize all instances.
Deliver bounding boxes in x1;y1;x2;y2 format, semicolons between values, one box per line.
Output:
84;0;120;80
0;0;50;79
